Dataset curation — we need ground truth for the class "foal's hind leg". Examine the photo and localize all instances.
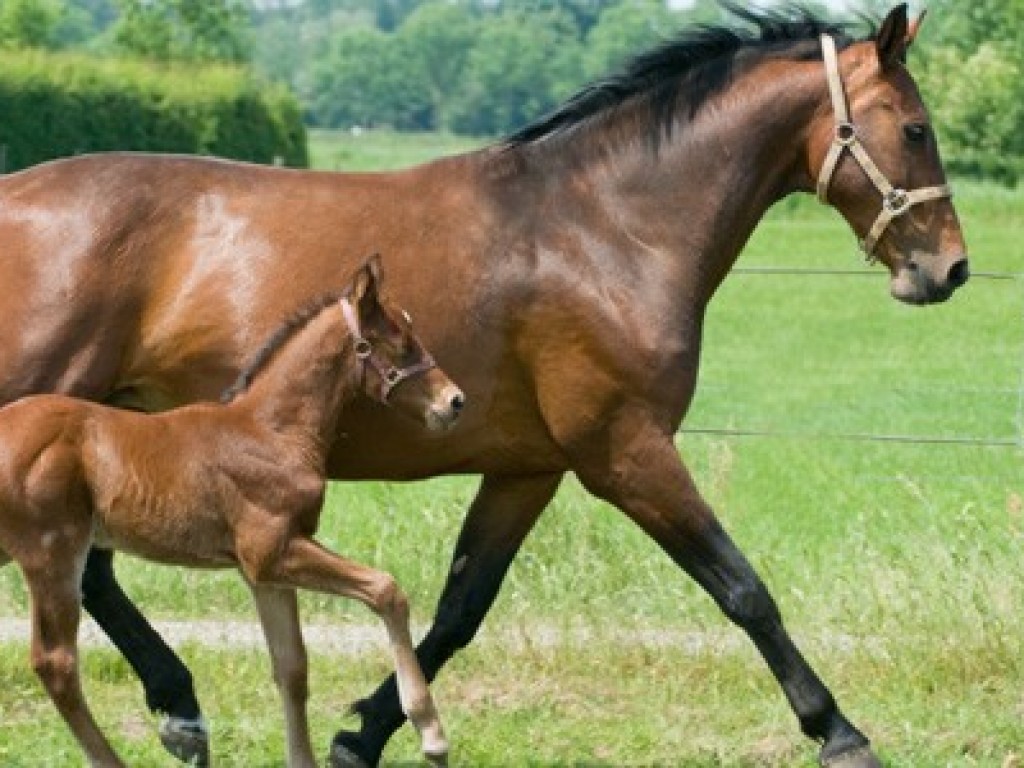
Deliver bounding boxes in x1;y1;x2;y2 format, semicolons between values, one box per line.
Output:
24;563;125;768
570;423;880;768
242;533;447;766
248;584;316;768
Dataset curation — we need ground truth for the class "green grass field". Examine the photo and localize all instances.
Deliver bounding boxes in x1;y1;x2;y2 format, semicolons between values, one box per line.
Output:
0;132;1021;766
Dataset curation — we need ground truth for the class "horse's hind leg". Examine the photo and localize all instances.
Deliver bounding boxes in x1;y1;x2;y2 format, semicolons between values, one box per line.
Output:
248;583;316;768
79;549;209;766
242;532;447;766
25;562;125;767
571;424;880;768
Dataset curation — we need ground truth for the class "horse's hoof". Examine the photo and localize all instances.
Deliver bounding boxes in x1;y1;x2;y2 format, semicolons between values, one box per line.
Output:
159;716;210;767
821;744;883;768
329;741;373;768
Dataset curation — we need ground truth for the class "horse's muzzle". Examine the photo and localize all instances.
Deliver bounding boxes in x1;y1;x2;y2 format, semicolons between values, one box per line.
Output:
891;255;969;305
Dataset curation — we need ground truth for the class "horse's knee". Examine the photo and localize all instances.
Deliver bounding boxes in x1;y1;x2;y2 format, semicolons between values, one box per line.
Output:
718;576;781;631
432;574;500;651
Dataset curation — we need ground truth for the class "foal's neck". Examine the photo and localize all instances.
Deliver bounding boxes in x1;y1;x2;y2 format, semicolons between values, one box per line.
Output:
236;304;357;457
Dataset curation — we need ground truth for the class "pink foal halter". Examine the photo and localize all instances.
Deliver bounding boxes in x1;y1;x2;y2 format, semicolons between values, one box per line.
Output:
340;298;436;402
816;33;952;262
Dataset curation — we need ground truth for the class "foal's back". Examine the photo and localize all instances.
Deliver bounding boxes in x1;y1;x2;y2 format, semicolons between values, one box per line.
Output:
0;393;316;569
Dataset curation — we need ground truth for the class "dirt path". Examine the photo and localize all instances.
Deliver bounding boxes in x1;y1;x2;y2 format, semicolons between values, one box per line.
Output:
0;616;879;655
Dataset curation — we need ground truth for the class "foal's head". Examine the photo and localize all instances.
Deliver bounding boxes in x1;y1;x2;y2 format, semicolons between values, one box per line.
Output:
806;5;967;304
342;257;464;432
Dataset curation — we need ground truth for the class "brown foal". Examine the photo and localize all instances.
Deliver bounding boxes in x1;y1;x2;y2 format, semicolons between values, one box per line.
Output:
0;258;462;768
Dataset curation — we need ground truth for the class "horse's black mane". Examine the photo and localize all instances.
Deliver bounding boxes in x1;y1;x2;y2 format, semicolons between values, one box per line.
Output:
220;291;347;403
504;2;872;148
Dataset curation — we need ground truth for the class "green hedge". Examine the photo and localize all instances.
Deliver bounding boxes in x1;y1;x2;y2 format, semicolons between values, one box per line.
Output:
0;50;307;171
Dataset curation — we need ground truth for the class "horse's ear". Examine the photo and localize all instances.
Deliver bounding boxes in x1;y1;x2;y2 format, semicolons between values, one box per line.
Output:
876;4;910;70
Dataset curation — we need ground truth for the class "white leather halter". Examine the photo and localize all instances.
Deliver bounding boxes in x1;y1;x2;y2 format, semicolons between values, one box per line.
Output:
816;33;952;263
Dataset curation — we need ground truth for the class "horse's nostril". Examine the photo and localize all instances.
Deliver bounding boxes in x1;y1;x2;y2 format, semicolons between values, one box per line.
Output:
450;393;465;413
946;258;970;289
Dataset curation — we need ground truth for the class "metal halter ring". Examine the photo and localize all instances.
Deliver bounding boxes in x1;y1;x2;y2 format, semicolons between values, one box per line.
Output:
835;122;857;146
883;188;912;217
339;297;437;402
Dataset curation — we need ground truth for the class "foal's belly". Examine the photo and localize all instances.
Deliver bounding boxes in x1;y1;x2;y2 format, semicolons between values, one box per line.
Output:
91;506;239;569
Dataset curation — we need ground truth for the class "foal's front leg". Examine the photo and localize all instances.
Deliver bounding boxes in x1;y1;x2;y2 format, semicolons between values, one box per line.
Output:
249;583;317;768
242;531;448;766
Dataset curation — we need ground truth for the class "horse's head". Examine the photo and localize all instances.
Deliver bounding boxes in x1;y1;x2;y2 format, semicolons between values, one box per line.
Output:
810;4;968;305
343;256;464;431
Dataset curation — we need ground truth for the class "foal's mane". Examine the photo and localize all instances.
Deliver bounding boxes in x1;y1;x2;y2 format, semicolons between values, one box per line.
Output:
503;3;868;150
220;292;346;404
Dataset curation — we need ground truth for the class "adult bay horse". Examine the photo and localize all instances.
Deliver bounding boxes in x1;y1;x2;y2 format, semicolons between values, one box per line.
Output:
0;259;460;767
0;5;967;767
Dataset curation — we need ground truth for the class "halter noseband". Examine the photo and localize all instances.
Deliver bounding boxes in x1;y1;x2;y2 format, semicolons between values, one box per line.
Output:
816;33;952;263
339;298;437;402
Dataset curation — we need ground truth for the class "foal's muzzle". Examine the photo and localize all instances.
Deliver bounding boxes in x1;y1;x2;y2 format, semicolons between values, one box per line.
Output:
426;384;465;432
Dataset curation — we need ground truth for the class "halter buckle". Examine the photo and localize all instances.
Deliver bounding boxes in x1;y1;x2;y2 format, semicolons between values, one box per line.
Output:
883;188;911;217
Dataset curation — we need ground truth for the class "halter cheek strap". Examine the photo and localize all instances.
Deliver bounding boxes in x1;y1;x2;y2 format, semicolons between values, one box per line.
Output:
339;298;437;402
816;33;952;262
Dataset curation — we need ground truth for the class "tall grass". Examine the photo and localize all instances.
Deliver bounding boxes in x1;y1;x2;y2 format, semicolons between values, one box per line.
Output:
0;131;1020;765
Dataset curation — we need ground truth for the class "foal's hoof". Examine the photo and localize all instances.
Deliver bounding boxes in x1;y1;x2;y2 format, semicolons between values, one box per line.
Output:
159;716;210;767
820;744;883;768
329;741;373;768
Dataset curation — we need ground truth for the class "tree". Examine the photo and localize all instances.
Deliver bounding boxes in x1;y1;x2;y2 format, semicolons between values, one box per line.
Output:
449;9;584;136
396;3;478;132
0;0;62;49
583;0;679;79
308;26;431;130
914;0;1024;183
112;0;251;63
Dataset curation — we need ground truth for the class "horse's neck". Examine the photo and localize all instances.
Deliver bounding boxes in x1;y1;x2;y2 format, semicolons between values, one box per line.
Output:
238;307;355;451
517;61;822;312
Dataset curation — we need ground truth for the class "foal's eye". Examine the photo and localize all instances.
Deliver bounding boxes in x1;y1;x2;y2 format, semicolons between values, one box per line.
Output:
903;123;929;144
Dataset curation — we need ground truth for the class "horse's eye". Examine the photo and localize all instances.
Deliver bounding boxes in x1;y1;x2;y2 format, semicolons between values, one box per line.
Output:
903;123;928;144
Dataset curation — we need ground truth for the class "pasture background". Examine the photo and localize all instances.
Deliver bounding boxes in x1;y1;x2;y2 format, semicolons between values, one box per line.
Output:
0;131;1021;766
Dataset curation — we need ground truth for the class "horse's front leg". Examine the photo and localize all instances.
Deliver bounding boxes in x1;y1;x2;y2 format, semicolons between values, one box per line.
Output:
329;472;563;768
570;418;881;768
80;549;208;766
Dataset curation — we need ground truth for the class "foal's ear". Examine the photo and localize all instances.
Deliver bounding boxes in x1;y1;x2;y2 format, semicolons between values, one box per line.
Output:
349;254;382;303
876;4;910;70
348;254;384;326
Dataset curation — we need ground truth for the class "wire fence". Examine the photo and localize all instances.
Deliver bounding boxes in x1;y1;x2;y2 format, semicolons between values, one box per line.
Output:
680;268;1024;451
